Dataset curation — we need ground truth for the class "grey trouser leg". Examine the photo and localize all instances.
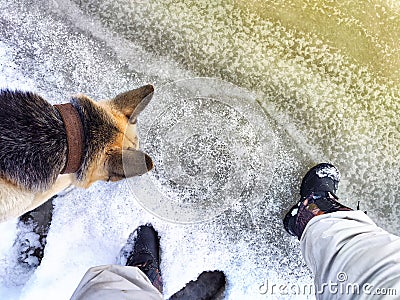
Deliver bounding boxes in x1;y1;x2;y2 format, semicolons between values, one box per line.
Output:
301;211;400;299
70;264;162;300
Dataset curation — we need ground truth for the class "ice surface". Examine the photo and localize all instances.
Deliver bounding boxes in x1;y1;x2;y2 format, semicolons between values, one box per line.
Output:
0;0;400;299
129;78;278;223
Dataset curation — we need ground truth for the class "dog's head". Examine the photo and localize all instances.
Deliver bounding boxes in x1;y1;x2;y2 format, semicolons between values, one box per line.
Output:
74;85;154;188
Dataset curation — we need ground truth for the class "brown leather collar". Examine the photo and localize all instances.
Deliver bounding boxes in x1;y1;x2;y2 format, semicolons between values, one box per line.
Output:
54;103;85;174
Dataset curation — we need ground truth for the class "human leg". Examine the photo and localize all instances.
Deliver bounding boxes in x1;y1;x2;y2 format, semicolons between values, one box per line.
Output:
284;164;400;299
70;264;162;300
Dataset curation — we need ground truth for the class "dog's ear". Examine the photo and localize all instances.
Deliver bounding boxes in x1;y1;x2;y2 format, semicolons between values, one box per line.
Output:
110;84;154;123
107;148;153;181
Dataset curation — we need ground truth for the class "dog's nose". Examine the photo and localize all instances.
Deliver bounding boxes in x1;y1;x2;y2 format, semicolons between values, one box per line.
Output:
145;154;154;171
139;84;154;99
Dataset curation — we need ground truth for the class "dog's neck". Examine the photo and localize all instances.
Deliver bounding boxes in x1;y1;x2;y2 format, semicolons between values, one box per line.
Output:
54;103;85;174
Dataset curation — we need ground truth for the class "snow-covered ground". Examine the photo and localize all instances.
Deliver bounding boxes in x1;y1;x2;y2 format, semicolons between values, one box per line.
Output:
1;0;400;299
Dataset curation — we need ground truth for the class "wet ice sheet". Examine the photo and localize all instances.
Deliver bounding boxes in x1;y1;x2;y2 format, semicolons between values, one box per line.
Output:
0;0;400;299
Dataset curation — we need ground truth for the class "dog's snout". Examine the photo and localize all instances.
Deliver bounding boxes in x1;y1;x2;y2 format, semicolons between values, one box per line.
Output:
121;149;153;178
140;84;154;98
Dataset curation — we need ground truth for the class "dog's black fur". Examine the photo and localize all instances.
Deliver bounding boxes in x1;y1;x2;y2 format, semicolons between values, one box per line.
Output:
0;90;67;192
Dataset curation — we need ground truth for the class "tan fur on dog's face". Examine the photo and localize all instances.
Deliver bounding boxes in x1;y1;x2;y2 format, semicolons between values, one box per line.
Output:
77;85;154;188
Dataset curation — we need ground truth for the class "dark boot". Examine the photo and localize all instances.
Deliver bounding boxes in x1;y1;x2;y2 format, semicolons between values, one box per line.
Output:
169;270;226;300
283;163;353;239
126;224;163;293
17;197;54;268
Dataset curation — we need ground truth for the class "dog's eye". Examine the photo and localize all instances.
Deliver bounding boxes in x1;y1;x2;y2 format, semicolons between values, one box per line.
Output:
105;148;119;156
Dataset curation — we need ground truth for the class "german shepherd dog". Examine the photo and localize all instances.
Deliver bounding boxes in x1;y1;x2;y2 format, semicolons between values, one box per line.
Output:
0;85;154;222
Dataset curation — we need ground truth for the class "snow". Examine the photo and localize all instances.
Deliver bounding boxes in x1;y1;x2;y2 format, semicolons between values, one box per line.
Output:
316;166;340;182
0;0;400;299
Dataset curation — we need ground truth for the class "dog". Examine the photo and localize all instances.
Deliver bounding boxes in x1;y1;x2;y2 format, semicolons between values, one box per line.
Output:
0;85;154;222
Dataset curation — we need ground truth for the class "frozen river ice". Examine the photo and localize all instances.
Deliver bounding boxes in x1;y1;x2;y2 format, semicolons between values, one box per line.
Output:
1;0;400;299
131;78;278;224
